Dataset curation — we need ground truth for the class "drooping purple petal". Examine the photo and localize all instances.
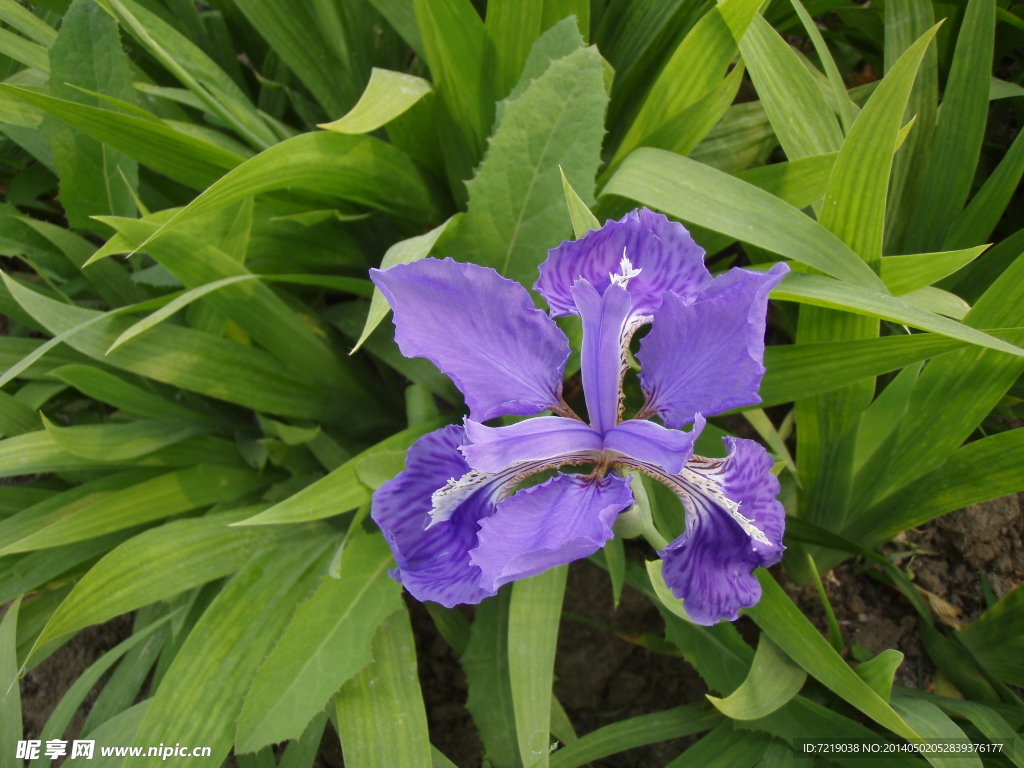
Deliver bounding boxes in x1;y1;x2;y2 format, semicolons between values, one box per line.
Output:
371;425;497;607
572;279;633;435
536;208;710;318
461;417;602;473
657;437;785;625
371;258;571;422
604;416;704;476
638;263;789;428
470;472;635;592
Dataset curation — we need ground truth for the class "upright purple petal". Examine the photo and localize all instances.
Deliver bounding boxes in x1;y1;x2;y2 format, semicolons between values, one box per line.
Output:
461;416;602;473
658;437;785;625
604;416;704;476
371;425;496;607
536;208;710;318
638;264;789;428
573;279;633;435
371;258;570;422
470;472;635;592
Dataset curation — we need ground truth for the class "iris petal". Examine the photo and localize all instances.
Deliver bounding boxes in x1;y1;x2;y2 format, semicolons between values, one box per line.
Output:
638;264;789;428
604;416;704;476
461;416;602;473
536;208;710;318
371;258;571;422
371;425;497;608
657;437;786;625
470;472;635;592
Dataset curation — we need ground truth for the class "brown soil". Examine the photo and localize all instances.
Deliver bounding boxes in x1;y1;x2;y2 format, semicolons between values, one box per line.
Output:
16;494;1024;767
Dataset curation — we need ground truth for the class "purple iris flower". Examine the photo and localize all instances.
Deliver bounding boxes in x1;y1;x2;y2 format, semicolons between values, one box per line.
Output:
369;208;790;625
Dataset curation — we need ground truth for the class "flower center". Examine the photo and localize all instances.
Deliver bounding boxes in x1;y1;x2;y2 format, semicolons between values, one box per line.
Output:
609;250;642;289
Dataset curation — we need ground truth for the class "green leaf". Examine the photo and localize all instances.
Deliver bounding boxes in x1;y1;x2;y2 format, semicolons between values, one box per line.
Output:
851;427;1024;546
352;214;461;353
106;0;277;150
0;464;266;555
855;649;904;702
880;246;986;295
0;596;21;768
0;0;56;46
944;123;1024;250
236;530;403;752
771;273;1024;356
486;0;544;97
45;0;138;231
129;537;334;765
49;365;207;421
235;418;450;526
549;704;722;768
706;634;806;720
788;0;857;134
0;431;139;479
610;0;762;167
911;694;1024;768
41;415;212;461
818;23;940;266
664;721;771;768
0;391;39;438
853;362;922;472
450;43;607;287
746;571;921;743
29;613;176;768
646;559;689;621
957;583;1024;687
904;0;995;252
603;149;887;291
0;27;48;72
333;607;432;768
133;131;440;258
560;166;600;238
319;68;432;135
508;565;567;768
739;14;842;159
461;589;521;768
0;84;246;189
366;0;425;58
890;698;983;768
900;286;970;320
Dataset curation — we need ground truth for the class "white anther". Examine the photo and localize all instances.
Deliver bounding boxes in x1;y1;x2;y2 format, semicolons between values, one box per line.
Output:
609;248;642;288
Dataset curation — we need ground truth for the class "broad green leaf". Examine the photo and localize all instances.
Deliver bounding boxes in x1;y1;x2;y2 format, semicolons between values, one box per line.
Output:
278;713;329;768
0;464;266;555
508;565;567;768
771;273;1023;356
461;589;521;768
334;607;432;768
912;694;1024;768
852;427;1024;546
129;537;334;766
45;0;139;232
235;418;449;526
548;704;722;768
319;68;432;134
29;509;315;657
106;0;277;150
853;362;922;473
41;415;212;461
739;15;842;159
0;85;246;189
49;365;207;422
610;0;762;167
664;721;771;768
29;613;176;768
450;43;607;287
352;214;461;353
957;583;1024;687
236;530;402;752
746;571;921;743
603;149;886;291
0;596;21;768
706;635;805;720
819;24;940;266
904;0;995;252
855;650;904;702
944;124;1024;250
880;247;986;295
497;17;585;120
133;131;440;257
891;698;983;768
560;166;600;238
0;487;55;517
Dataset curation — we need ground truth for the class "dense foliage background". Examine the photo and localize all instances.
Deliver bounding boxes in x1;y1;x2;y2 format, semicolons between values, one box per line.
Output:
0;0;1023;765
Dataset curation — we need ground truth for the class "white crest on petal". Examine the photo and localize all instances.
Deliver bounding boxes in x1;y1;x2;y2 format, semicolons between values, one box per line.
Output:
609;248;642;288
678;464;771;545
427;469;496;528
